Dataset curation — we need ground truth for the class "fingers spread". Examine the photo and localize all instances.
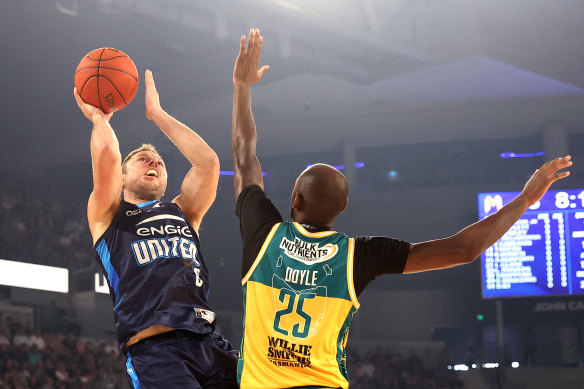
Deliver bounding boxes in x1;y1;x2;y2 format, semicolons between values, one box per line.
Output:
248;28;255;51
240;35;246;53
540;156;572;175
554;171;571;180
258;65;270;78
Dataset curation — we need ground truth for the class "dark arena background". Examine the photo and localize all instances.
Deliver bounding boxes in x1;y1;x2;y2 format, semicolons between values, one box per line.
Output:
2;1;584;388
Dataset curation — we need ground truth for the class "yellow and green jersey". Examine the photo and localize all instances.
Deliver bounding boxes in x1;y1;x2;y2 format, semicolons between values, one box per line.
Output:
238;222;360;389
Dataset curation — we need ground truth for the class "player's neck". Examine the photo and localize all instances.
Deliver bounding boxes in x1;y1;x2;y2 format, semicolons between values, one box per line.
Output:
123;191;159;206
294;217;333;231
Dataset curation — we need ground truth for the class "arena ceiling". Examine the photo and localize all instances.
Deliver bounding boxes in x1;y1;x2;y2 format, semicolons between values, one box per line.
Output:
1;0;584;174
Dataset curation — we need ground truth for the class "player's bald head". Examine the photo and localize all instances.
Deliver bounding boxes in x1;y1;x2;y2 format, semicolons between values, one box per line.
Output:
290;164;349;228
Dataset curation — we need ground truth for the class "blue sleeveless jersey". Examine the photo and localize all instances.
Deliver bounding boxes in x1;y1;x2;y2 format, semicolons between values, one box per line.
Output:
94;200;215;349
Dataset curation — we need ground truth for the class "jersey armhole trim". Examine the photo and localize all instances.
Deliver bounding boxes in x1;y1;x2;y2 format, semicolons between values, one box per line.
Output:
242;223;281;285
292;222;337;238
347;238;360;309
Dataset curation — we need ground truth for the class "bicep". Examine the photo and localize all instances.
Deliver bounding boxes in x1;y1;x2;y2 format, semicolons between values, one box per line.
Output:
353;237;410;296
237;186;283;277
233;154;264;200
175;159;220;231
88;146;122;242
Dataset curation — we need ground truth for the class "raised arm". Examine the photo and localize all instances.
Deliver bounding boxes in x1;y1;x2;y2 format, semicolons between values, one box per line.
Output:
74;88;122;245
405;156;573;273
144;69;219;232
232;28;270;200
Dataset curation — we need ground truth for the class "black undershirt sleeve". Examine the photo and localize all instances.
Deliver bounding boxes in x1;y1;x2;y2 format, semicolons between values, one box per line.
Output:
353;236;411;296
235;185;410;293
235;185;284;278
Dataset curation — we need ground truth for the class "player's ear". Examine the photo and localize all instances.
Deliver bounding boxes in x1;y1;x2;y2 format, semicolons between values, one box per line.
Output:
121;175;126;190
339;198;348;213
292;192;304;211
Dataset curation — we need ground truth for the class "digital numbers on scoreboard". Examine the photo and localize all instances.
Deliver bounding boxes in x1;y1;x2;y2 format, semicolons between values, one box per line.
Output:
478;189;584;298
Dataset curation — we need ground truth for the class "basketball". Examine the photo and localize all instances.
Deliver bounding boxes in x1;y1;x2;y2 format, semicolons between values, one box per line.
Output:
74;48;139;113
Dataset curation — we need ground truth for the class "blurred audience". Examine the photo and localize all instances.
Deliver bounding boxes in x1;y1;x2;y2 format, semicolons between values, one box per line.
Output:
0;310;125;389
348;347;464;389
0;185;92;271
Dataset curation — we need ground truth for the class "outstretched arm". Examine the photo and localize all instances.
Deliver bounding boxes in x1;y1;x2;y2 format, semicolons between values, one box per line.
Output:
144;69;220;232
232;28;270;200
74;88;122;245
405;156;573;273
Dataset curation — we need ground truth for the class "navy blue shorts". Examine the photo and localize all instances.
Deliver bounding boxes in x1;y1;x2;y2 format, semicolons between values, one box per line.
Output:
125;330;238;389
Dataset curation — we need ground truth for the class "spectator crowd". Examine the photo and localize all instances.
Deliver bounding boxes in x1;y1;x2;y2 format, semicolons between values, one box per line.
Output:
348;347;464;389
0;313;125;389
0;183;93;271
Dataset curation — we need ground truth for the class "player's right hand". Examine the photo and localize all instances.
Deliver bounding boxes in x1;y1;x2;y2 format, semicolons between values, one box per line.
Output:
144;69;163;121
74;87;113;123
519;156;572;206
233;28;269;87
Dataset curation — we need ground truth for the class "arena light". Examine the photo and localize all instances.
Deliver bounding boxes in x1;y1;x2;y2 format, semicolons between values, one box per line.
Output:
453;364;469;371
500;152;544;158
0;259;68;293
511;362;520;368
482;363;499;369
219;171;267;176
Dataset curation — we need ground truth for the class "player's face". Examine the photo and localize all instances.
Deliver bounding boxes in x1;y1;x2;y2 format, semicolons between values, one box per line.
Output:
123;151;168;201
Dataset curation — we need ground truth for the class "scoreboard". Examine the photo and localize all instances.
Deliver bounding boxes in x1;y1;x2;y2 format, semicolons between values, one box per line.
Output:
478;189;584;298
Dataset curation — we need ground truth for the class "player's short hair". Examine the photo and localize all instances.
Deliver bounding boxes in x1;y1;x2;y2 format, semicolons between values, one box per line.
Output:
122;144;162;174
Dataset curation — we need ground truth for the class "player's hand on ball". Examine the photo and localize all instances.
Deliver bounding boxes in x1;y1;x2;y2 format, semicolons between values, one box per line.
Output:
144;69;162;121
74;87;113;123
520;156;572;206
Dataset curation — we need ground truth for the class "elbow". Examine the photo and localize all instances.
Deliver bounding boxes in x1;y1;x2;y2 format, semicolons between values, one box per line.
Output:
232;132;256;153
207;151;220;177
460;237;483;265
450;233;482;265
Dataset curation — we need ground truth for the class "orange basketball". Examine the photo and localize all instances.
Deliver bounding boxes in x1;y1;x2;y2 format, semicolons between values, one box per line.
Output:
74;48;139;113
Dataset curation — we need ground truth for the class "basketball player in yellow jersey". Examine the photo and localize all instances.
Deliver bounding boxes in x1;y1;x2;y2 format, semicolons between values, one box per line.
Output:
232;29;573;389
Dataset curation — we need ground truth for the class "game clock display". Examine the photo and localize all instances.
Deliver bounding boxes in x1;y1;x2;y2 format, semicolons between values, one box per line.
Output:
478;189;584;298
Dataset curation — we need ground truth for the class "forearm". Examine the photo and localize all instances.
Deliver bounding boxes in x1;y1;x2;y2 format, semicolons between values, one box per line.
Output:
88;116;122;234
232;83;263;195
406;157;571;273
232;84;257;157
406;195;531;273
149;108;218;168
456;194;531;259
90;116;121;166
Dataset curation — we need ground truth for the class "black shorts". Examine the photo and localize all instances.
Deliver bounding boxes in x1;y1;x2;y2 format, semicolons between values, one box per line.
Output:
125;330;238;388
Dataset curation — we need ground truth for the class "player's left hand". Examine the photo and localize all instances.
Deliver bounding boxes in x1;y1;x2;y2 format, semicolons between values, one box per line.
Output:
519;156;572;206
145;69;162;121
233;28;269;87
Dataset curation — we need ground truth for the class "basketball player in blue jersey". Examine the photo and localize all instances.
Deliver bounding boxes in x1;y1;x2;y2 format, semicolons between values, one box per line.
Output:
231;29;573;388
74;69;238;388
